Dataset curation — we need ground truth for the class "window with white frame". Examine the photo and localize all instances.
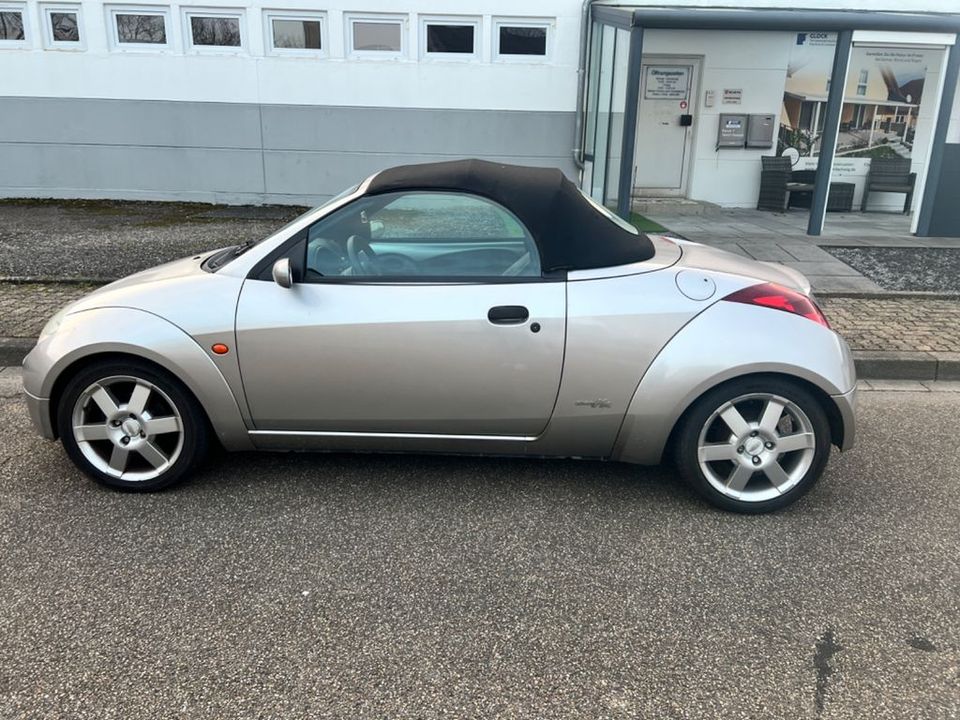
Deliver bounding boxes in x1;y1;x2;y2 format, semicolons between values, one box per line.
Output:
108;6;169;47
420;16;479;59
0;3;27;44
183;8;243;50
265;11;324;54
42;4;82;47
346;13;404;57
494;19;550;60
856;68;869;96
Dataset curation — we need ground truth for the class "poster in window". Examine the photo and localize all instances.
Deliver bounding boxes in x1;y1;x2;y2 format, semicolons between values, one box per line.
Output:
779;32;939;161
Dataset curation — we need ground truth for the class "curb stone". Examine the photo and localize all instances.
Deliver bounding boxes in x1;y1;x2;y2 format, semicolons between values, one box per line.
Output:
852;350;960;382
0;336;954;382
0;338;34;367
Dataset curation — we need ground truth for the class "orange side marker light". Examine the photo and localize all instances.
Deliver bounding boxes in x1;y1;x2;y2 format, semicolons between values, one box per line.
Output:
211;343;230;355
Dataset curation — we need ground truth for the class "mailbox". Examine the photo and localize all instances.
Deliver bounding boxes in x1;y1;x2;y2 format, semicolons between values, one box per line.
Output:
747;114;776;148
717;113;747;148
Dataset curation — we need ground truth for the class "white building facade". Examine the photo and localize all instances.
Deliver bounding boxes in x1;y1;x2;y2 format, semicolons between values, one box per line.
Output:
1;0;958;234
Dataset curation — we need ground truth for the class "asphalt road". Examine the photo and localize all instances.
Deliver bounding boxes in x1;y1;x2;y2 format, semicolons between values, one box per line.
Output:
1;383;958;719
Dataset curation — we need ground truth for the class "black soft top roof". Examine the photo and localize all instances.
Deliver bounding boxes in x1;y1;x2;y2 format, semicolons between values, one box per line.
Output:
366;159;655;272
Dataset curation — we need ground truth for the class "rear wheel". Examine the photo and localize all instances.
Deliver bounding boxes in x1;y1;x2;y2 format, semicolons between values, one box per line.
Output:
675;377;832;513
57;360;208;491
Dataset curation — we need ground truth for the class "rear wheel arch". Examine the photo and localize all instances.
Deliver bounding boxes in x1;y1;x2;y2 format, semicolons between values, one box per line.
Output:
665;372;845;462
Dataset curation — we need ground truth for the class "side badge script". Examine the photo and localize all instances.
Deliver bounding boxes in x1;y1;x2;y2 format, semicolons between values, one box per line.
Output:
575;398;612;409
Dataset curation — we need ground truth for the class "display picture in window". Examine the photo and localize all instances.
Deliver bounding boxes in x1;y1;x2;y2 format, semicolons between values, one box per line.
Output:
116;14;166;43
51;11;79;42
272;18;320;49
353;21;401;52
0;10;25;40
499;26;546;56
426;24;473;54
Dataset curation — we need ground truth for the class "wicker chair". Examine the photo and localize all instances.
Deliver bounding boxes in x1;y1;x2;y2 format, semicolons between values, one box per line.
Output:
860;157;916;214
757;157;815;211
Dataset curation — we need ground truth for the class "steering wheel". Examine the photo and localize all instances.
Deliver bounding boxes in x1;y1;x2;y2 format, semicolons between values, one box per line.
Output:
346;234;379;275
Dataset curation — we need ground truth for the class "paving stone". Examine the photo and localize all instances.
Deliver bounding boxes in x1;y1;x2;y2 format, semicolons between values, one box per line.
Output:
808;276;884;293
0;284;93;337
921;380;960;392
821;298;960;357
865;379;932;392
783;260;863;277
736;245;796;262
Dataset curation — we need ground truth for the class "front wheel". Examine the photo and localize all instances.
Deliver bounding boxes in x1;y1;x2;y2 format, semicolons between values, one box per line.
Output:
675;377;832;513
57;360;208;491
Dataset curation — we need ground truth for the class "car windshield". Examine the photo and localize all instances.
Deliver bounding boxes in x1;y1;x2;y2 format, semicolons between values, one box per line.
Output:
204;183;361;272
577;187;639;235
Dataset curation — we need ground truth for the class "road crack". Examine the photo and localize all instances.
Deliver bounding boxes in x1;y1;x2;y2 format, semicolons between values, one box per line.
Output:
813;627;843;714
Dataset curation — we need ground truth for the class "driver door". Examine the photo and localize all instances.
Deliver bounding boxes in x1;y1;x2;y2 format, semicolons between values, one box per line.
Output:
234;190;566;437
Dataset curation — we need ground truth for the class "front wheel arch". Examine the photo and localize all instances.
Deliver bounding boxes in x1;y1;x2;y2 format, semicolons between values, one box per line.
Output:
47;351;215;443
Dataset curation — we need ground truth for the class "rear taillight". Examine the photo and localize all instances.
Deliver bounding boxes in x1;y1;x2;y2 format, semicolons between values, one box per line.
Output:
722;282;830;328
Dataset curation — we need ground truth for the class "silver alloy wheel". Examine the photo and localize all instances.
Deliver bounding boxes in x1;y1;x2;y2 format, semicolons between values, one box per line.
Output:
696;392;816;503
71;375;184;482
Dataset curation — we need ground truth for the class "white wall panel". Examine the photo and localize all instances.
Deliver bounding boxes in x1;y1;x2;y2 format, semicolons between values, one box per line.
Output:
642;29;794;207
0;0;583;111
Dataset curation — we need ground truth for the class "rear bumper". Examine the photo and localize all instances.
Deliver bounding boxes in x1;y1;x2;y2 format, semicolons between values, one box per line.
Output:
24;388;55;440
831;386;857;451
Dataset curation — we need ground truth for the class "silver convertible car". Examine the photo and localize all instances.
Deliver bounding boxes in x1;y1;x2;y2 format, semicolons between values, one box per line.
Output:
23;160;855;513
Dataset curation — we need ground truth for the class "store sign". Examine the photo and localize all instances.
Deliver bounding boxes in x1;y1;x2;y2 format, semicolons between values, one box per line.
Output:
722;88;743;104
796;157;870;178
645;66;689;99
795;157;873;205
720;117;744;141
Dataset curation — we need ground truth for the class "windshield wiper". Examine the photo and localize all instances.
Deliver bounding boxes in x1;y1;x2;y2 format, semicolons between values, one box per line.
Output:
233;239;258;256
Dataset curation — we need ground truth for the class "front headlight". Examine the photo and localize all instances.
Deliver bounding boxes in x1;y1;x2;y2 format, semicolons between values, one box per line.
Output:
38;308;67;341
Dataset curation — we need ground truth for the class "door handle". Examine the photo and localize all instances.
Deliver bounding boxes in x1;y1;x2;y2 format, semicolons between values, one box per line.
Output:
488;305;529;325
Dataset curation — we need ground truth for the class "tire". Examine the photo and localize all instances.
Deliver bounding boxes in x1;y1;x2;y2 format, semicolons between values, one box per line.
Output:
674;376;832;514
56;359;208;491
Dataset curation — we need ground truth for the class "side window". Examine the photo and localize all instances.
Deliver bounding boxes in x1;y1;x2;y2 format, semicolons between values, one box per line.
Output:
305;191;542;280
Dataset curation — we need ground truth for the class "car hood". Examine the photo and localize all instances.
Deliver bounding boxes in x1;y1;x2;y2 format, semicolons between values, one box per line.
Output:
61;249;228;314
49;249;243;341
661;236;813;295
78;251;218;302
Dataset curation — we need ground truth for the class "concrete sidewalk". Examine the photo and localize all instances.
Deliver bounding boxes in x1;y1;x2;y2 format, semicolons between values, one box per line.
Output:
645;206;960;293
1;281;958;380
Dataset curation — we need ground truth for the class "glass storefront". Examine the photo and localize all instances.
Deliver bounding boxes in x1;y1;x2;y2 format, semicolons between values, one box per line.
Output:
581;22;632;212
578;6;958;234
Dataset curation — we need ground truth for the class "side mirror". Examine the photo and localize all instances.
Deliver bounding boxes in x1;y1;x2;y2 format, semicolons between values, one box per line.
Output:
271;257;293;288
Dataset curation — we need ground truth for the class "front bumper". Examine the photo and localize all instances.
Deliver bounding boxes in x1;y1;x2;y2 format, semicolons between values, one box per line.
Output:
830;385;857;451
22;342;56;440
24;388;55;440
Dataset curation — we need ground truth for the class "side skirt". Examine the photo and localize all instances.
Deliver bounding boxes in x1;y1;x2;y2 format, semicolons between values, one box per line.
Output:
248;429;538;456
